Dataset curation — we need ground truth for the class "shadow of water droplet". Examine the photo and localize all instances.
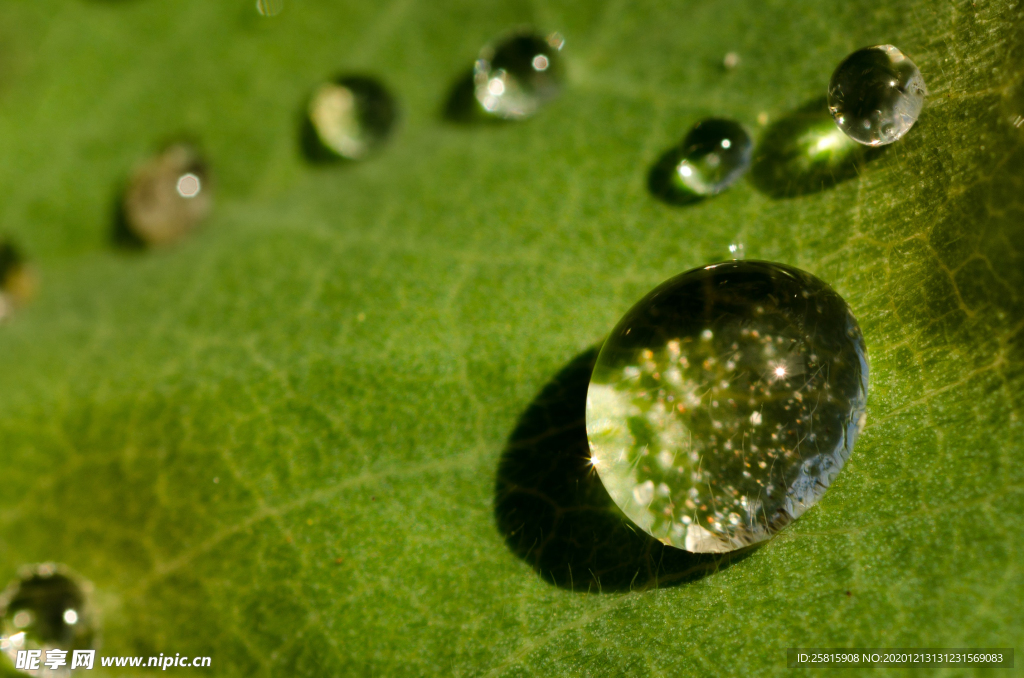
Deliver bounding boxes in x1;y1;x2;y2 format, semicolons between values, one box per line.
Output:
749;98;884;198
442;69;490;124
494;347;756;592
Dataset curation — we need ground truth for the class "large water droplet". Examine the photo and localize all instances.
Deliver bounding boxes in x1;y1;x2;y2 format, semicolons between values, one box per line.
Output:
0;239;35;321
828;45;926;146
119;143;211;247
472;31;564;120
649;119;752;204
303;76;397;162
586;261;869;553
750;98;879;198
0;565;98;674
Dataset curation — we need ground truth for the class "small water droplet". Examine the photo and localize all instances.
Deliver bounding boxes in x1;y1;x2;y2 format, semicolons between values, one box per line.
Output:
723;52;741;70
255;0;283;16
586;261;869;553
827;45;926;146
0;239;35;321
648;119;752;204
119;143;211;247
1;565;98;672
472;31;564;120
303;76;398;162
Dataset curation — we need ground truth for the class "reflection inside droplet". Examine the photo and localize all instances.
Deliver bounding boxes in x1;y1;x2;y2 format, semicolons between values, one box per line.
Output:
62;610;78;626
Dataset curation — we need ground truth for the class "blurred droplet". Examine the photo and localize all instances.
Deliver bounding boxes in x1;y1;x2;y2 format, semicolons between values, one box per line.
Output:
472;31;564;120
120;144;212;247
828;45;926;146
0;565;98;675
303;76;397;162
728;242;745;259
648;119;752;204
255;0;283;16
723;52;740;70
0;239;35;321
586;261;869;553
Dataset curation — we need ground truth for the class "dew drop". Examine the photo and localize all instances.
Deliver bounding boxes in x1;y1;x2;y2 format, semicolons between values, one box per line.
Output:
0;565;98;672
304;76;398;162
827;45;926;146
120;143;211;247
586;261;869;553
649;119;752;204
0;239;35;321
255;0;283;16
472;31;564;120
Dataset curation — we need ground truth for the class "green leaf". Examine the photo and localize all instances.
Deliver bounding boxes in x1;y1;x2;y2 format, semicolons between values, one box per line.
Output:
1;0;1022;675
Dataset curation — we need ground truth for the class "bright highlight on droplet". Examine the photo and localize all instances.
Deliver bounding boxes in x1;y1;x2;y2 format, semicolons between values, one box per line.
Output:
586;261;869;553
63;609;78;625
532;55;550;71
176;173;201;198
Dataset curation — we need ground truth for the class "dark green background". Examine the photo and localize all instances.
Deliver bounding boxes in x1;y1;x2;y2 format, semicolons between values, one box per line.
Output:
0;0;1021;675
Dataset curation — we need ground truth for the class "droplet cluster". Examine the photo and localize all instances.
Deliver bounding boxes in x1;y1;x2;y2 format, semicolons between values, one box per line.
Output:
587;262;868;553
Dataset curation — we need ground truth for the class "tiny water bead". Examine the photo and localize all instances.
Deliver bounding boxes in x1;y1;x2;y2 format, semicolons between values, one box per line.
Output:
649;119;752;204
828;45;926;146
304;76;397;161
121;143;211;247
586;261;869;553
473;31;565;120
0;565;97;673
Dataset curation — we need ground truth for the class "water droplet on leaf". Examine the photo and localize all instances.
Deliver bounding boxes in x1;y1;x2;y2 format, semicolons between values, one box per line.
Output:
120;143;211;247
586;261;869;553
0;239;35;321
304;76;397;162
0;565;98;671
649;119;752;204
472;31;564;120
828;45;926;146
